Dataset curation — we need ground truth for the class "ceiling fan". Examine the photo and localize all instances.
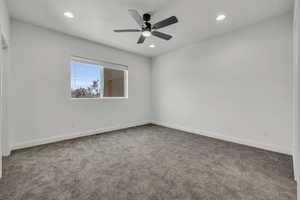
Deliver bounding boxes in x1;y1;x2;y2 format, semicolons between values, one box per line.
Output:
114;9;178;44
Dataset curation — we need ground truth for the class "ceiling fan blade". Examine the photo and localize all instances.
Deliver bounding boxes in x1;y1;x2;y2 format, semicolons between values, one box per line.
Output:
137;35;146;44
114;29;141;33
128;9;144;27
153;16;178;29
152;31;172;40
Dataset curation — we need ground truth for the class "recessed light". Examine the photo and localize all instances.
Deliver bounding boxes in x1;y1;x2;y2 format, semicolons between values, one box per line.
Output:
149;44;156;48
216;14;226;21
64;11;74;19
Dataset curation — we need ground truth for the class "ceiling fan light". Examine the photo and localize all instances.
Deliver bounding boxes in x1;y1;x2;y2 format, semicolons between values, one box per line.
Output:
142;30;152;37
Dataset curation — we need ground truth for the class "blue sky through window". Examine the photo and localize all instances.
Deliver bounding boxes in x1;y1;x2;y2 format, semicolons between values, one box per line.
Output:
71;61;102;90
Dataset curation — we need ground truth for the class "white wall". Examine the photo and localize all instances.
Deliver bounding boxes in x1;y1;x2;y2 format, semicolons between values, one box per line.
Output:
152;13;293;155
297;0;300;193
0;0;10;43
0;0;10;177
8;20;151;150
293;0;300;193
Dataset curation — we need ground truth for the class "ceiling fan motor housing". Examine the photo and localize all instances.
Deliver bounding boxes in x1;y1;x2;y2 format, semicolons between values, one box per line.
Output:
144;22;152;30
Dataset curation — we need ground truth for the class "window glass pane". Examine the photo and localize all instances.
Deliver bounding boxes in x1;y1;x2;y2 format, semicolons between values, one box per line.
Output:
71;61;103;98
103;68;125;97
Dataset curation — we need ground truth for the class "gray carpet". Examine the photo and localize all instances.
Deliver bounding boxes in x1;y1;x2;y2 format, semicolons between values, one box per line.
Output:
0;125;296;200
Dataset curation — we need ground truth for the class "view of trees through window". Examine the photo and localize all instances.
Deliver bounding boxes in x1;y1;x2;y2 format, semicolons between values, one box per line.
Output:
71;59;127;99
71;61;103;98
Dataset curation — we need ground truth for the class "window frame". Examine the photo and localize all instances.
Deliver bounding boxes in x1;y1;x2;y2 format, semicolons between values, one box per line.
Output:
69;56;128;100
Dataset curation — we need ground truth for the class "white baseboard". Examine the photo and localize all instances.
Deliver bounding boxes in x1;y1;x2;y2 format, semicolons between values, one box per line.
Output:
3;148;11;157
8;120;292;155
10;121;151;151
152;121;292;155
293;152;299;182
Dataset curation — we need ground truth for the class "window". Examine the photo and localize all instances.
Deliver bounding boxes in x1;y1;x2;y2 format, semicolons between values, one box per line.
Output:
70;57;128;99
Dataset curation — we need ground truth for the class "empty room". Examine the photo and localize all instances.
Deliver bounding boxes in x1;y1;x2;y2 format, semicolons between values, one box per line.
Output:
0;0;300;199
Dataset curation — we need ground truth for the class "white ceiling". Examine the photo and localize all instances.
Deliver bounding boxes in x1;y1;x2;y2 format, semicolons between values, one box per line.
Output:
7;0;294;57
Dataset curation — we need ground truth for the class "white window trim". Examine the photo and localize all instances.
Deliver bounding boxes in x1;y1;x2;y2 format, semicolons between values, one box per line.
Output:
69;56;128;100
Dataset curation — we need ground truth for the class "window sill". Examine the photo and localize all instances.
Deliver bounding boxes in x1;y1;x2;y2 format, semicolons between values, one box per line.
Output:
70;97;128;101
102;97;128;100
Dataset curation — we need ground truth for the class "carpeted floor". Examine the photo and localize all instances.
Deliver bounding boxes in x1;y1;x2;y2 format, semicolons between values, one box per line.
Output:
0;125;297;200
